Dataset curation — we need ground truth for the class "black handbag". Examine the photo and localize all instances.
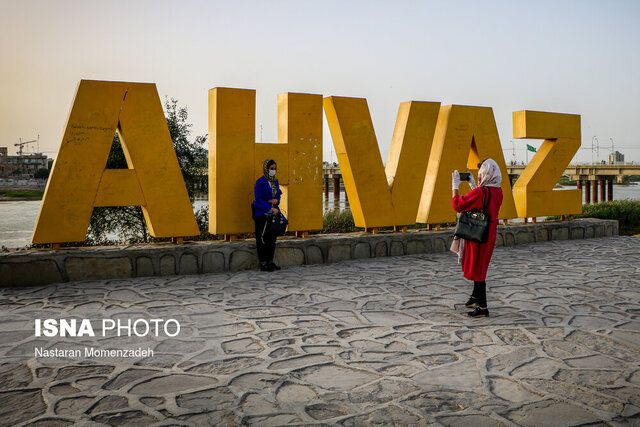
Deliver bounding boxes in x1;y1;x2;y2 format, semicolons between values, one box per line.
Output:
267;211;288;236
454;187;491;243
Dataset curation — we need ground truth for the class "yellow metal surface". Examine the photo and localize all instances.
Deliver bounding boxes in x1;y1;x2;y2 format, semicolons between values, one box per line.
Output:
323;97;439;228
34;83;584;244
277;93;323;231
209;88;256;235
512;110;582;217
416;105;518;224
254;144;289;185
324;96;395;228
209;89;323;234
94;170;145;207
386;101;441;225
117;83;199;238
32;80;198;244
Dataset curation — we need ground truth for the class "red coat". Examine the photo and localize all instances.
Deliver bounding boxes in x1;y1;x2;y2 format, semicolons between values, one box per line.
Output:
452;186;503;281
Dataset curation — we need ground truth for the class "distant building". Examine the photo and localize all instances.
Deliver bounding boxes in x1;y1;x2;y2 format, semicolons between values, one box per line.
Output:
0;147;48;178
607;151;624;164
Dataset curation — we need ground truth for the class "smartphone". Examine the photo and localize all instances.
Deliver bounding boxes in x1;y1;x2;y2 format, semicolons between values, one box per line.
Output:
459;172;471;181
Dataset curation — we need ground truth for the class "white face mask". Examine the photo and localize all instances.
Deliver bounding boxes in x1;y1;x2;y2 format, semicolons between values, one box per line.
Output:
268;169;276;177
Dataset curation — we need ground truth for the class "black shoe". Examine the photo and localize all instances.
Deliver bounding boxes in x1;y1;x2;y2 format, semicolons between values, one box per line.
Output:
260;262;274;272
268;261;281;270
465;297;478;308
467;307;489;317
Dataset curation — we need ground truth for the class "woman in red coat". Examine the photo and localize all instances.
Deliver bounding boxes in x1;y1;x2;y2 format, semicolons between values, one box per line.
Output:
451;159;503;317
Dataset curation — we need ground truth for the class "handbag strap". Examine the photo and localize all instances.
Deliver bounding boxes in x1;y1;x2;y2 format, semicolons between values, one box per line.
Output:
482;186;491;214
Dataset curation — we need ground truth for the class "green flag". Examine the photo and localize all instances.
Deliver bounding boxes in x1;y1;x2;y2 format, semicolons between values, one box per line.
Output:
527;144;537;152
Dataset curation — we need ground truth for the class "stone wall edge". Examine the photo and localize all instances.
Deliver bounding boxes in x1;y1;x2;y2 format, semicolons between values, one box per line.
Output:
0;219;619;287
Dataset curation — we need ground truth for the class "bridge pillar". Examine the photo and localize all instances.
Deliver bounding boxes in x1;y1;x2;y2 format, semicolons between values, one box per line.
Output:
333;175;341;200
600;179;606;203
577;180;583;203
592;180;599;203
584;180;590;204
324;175;329;200
608;179;613;201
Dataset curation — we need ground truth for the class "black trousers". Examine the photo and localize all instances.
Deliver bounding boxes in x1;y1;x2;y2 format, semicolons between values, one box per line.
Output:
254;214;277;263
472;280;487;308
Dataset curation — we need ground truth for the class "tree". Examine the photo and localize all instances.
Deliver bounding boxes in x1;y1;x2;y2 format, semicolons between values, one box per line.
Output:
165;98;208;200
87;98;207;243
34;168;50;179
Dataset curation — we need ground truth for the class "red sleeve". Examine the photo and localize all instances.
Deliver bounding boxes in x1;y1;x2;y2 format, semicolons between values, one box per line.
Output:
452;187;484;213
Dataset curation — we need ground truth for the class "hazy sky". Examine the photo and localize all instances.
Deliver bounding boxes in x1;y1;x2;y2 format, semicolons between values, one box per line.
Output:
2;0;639;164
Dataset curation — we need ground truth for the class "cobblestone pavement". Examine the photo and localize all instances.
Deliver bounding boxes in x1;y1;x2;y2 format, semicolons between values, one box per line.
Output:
1;236;639;426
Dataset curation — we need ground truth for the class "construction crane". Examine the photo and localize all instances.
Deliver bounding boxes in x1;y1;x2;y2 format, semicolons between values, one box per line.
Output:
14;138;37;156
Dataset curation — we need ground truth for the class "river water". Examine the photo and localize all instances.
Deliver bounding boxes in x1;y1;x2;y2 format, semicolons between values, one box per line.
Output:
2;184;639;249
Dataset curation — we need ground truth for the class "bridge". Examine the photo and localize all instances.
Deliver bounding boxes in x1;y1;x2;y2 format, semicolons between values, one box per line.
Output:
506;163;640;204
323;165;345;201
506;163;640;181
323;163;640;205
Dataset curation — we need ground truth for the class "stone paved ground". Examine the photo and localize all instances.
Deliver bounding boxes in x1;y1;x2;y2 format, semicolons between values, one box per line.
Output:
1;236;639;426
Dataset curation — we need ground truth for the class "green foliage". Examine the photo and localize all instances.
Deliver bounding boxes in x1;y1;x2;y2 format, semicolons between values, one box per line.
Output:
194;205;209;233
580;200;640;235
105;133;127;169
164;98;208;201
557;176;577;186
323;209;357;233
34;168;50;179
87;98;207;243
320;210;452;234
408;222;431;229
548;200;640;235
192;204;218;240
0;189;43;198
88;206;150;243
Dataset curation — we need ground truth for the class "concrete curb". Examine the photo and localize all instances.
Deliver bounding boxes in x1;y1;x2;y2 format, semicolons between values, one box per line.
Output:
0;219;618;287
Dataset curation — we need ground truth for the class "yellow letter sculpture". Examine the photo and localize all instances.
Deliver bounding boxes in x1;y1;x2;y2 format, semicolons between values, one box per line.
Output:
209;88;322;235
512;110;582;217
323;96;440;228
417;105;518;224
33;82;583;245
32;80;199;244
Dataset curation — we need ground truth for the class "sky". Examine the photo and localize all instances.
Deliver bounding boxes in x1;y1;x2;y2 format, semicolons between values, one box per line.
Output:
1;0;639;165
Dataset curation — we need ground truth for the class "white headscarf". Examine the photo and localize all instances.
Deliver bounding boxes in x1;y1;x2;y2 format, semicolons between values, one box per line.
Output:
478;158;502;188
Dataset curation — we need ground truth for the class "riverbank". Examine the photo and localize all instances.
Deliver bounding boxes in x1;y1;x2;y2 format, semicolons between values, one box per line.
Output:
547;200;640;235
0;188;44;201
2;183;638;248
0;197;41;201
